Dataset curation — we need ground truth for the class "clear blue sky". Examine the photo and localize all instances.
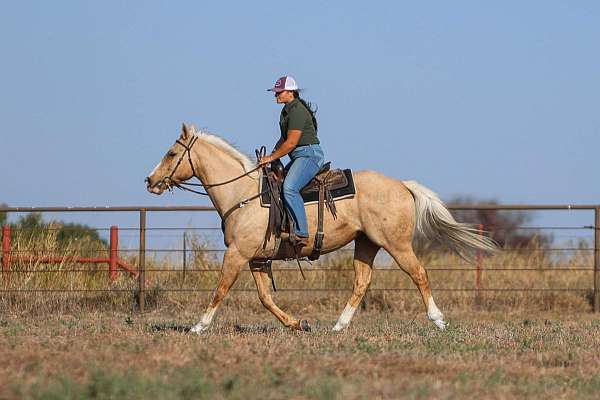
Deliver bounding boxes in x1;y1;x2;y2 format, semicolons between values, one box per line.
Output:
1;1;599;237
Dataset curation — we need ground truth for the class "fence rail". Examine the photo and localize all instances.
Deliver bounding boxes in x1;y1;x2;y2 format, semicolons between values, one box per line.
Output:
1;204;599;312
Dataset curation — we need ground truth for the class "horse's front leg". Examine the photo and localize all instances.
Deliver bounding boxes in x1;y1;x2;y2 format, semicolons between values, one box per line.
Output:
190;245;248;334
251;268;311;331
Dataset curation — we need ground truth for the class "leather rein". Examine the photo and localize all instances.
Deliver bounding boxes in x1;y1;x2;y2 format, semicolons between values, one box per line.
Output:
155;136;267;220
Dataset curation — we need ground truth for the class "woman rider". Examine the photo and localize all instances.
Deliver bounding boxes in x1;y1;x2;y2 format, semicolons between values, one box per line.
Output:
259;76;325;247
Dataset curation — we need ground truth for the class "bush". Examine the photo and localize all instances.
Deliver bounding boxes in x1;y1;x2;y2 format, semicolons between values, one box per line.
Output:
9;212;106;248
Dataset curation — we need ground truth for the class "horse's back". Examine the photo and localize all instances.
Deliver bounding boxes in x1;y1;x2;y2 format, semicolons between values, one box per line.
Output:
352;170;415;206
350;170;417;243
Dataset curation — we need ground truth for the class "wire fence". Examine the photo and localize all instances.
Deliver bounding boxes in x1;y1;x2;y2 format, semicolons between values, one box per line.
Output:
1;204;599;312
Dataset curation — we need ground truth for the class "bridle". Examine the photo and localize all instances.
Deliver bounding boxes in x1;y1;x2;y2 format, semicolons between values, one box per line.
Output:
159;135;200;192
151;136;267;220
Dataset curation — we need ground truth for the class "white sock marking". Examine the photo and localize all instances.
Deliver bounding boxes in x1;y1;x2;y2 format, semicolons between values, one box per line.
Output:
333;304;357;331
427;297;447;330
190;307;216;334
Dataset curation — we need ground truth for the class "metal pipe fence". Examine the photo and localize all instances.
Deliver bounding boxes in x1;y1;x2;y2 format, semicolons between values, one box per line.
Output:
1;204;599;312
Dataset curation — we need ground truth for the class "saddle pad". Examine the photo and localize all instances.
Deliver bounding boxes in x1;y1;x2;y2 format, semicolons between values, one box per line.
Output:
260;169;356;207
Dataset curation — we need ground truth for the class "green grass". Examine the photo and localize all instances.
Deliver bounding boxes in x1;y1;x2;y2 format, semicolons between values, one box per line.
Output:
18;366;348;400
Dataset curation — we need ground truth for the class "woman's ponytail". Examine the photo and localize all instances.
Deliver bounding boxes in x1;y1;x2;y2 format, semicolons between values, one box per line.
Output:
293;91;318;132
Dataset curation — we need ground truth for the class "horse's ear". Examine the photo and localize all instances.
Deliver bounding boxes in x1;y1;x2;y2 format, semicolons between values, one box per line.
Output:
181;123;191;140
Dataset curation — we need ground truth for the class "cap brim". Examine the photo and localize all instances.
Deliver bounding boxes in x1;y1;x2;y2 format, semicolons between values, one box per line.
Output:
267;88;285;92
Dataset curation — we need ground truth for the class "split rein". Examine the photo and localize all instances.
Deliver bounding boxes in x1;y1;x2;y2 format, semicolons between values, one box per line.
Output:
158;137;268;219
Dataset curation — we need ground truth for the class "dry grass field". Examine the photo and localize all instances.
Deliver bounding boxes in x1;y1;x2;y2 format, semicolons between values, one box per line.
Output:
1;307;599;400
1;229;599;399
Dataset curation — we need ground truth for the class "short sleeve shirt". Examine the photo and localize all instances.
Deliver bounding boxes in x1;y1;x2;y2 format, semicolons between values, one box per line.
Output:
279;98;319;146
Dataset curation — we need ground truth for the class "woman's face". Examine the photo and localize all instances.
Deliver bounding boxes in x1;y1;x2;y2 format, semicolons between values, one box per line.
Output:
274;90;294;104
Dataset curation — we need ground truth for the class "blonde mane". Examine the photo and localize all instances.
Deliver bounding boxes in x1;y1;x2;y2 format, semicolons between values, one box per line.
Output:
196;130;255;172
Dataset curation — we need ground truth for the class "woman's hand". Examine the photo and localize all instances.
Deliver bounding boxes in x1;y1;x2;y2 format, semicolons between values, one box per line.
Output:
258;155;273;166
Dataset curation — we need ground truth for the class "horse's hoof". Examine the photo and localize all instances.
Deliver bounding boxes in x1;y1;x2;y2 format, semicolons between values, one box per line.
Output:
332;322;346;332
298;319;311;332
432;319;448;331
190;323;208;335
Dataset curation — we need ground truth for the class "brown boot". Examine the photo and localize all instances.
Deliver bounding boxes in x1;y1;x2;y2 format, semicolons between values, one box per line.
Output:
293;236;309;247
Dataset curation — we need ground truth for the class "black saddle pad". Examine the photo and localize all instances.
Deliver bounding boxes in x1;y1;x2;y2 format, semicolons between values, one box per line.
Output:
260;169;356;207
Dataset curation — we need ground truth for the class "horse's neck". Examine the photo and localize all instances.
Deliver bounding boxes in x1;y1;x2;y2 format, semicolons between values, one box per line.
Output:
192;141;256;216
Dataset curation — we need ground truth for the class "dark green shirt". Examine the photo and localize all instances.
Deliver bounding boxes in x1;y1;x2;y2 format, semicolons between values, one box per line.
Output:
279;98;319;146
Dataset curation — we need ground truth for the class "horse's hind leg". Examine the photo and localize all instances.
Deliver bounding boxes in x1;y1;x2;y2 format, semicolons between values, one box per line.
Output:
190;245;247;334
387;245;448;330
250;268;310;331
333;234;379;331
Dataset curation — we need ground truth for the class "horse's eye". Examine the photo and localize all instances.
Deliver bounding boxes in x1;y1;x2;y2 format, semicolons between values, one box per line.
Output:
167;151;177;157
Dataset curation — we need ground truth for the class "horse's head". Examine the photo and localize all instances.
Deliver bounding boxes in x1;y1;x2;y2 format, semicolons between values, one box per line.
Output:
145;123;198;195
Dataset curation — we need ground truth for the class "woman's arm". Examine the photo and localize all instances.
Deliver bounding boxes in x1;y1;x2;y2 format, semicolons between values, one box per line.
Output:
272;136;284;151
260;130;301;165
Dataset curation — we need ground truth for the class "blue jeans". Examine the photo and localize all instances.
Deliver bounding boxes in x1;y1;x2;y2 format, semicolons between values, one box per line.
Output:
282;144;325;238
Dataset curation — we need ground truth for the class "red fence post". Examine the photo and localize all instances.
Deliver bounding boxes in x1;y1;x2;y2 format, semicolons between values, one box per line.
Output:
109;226;118;281
476;224;483;290
2;225;10;275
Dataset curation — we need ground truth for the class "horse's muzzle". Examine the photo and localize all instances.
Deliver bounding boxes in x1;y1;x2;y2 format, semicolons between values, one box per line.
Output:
145;176;165;195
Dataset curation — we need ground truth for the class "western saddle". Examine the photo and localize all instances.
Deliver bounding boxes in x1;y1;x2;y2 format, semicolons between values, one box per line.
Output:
250;156;352;289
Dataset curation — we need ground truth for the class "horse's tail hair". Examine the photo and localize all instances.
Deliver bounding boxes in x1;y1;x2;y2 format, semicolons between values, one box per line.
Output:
402;180;499;260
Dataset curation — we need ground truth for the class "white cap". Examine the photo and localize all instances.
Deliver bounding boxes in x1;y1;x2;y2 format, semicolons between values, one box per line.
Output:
267;76;299;92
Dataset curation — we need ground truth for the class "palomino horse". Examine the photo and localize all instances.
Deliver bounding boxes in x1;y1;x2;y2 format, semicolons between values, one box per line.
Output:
146;124;497;333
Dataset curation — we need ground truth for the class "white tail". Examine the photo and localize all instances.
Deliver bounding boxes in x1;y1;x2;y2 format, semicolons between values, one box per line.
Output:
402;180;499;259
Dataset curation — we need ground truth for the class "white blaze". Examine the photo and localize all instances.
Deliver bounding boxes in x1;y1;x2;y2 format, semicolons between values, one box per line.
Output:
149;161;163;179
